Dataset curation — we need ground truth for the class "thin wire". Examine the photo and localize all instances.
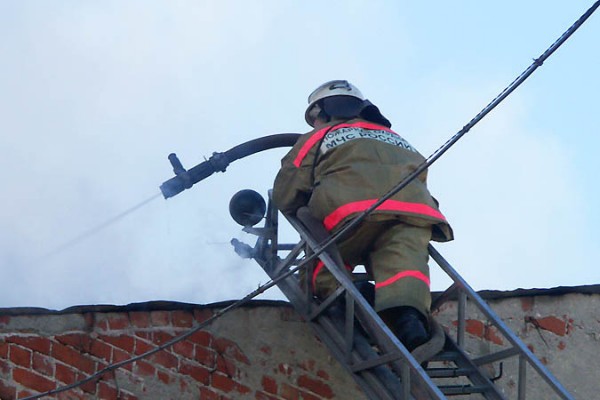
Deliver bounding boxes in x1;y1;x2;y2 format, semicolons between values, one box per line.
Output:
36;193;162;261
20;2;600;398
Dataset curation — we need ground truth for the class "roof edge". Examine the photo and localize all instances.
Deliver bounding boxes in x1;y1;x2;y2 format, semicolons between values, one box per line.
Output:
2;284;599;317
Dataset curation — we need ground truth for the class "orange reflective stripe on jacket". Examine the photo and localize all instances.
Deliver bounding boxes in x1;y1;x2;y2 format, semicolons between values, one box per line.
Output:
293;121;397;167
323;199;447;231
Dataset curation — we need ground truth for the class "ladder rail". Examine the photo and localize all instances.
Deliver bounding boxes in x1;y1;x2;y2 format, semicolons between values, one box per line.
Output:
234;194;574;399
285;213;447;400
428;245;574;400
253;246;404;399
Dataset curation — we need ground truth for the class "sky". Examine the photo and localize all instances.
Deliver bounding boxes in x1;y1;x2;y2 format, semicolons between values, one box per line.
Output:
1;1;599;310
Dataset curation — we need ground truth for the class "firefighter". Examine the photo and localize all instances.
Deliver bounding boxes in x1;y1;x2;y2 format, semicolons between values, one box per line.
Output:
272;80;453;351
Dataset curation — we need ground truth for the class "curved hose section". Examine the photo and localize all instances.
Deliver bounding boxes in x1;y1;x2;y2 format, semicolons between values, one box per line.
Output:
160;133;301;199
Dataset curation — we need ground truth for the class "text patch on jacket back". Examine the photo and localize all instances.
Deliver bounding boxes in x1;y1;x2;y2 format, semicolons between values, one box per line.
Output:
320;127;418;154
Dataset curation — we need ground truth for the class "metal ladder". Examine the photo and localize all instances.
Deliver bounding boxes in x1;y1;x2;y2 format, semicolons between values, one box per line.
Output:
231;192;574;400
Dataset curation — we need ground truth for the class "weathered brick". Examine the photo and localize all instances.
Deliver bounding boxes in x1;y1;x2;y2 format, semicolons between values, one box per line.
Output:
57;390;87;400
172;310;194;328
133;331;153;341
256;391;280;400
297;374;334;399
129;311;151;328
0;315;10;327
55;363;76;384
98;381;118;398
134;360;156;377
536;316;568;336
89;339;112;363
216;354;238;378
521;297;534;311
193;308;214;324
278;363;294;377
122;391;139;400
188;330;212;347
483;326;504;346
6;336;51;355
179;360;210;385
0;379;16;400
13;367;56;393
153;331;176;346
99;334;135;353
453;319;503;345
280;383;300;400
149;311;170;326
17;390;35;399
261;375;278;394
199;386;221;400
0;359;11;375
211;372;236;393
462;319;484;338
298;388;321;400
172;339;194;358
195;345;216;367
75;371;97;394
237;383;252;395
105;314;130;330
32;353;54;377
52;342;96;375
157;370;171;385
134;337;154;356
0;341;8;358
316;369;330;380
9;344;31;368
214;337;250;365
149;349;179;370
55;333;92;353
112;348;133;371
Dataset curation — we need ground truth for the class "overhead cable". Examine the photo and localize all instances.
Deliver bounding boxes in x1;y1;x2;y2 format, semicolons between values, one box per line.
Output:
21;2;599;398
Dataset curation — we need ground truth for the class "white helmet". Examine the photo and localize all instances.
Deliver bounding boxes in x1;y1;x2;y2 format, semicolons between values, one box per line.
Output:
305;80;365;126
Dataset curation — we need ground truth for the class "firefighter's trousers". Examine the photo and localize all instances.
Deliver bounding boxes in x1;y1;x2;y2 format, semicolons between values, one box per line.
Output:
312;218;432;317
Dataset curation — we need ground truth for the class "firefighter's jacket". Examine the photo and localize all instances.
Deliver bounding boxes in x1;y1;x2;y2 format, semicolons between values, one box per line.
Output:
272;118;453;242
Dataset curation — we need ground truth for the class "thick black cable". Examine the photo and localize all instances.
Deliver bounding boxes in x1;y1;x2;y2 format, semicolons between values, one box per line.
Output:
21;2;599;398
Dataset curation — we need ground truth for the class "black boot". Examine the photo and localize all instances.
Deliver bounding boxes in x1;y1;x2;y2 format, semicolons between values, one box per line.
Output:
354;280;375;306
379;306;430;352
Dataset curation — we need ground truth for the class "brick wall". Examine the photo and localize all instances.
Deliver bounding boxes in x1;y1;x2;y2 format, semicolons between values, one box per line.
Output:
0;302;364;400
431;288;600;399
1;287;599;400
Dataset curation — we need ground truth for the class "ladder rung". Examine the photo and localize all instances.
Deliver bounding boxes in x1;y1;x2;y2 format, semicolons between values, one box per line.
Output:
350;352;403;373
439;384;491;395
426;367;474;378
429;351;461;362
